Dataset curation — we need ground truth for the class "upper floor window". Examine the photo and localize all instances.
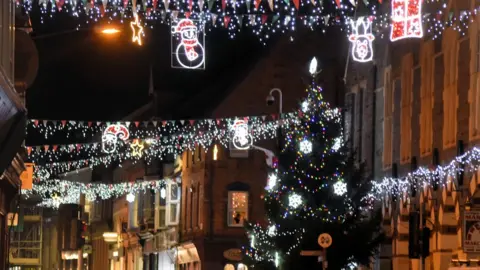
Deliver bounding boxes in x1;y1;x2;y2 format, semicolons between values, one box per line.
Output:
166;182;181;225
383;67;393;169
227;191;248;227
0;0;14;81
476;33;480;72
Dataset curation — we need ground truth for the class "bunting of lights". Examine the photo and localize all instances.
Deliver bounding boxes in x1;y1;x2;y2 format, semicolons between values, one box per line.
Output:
19;0;480;44
23;176;180;208
370;147;480;197
27;114;296;177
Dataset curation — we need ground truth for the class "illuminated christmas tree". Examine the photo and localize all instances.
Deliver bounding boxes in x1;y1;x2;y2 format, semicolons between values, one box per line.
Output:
243;58;383;269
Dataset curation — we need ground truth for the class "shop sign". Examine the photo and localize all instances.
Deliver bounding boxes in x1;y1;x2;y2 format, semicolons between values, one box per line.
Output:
223;248;242;261
464;211;480;252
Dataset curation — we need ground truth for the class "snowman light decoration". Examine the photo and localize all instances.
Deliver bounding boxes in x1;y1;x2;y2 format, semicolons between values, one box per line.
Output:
348;17;375;63
231;120;253;150
102;124;130;153
172;19;205;69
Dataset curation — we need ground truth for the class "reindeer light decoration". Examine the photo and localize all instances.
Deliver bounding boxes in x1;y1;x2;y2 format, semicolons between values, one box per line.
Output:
348;17;375;63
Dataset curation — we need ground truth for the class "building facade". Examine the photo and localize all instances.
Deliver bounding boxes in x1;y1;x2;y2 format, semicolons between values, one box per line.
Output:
0;0;28;269
345;1;480;269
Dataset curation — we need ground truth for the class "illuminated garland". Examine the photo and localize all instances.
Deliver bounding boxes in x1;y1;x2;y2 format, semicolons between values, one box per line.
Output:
28;116;296;178
242;223;304;265
370;147;480;198
22;177;180;208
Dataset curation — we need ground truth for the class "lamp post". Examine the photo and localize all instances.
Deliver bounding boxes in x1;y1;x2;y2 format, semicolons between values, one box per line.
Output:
267;88;283;150
267;88;283;116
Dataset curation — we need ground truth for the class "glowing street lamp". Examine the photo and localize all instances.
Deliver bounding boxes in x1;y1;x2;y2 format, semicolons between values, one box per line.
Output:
101;28;121;35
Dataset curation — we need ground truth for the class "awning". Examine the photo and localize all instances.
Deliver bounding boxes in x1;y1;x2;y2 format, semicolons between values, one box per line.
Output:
177;243;200;264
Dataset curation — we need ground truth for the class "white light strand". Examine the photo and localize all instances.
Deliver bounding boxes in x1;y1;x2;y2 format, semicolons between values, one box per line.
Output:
370;147;480;197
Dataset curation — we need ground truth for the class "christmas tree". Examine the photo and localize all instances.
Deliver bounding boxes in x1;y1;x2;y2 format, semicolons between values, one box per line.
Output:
243;58;383;270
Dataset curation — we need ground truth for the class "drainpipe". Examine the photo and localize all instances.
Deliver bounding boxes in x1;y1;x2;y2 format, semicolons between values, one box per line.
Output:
371;63;377;179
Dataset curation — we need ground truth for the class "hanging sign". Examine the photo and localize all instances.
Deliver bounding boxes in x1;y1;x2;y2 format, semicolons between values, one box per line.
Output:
464;211;480;253
348;17;374;63
102;124;130;153
390;0;423;41
231;120;252;150
171;18;206;70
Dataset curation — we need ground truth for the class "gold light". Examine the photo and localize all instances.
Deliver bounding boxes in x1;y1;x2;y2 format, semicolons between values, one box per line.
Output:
101;28;121;35
213;145;218;161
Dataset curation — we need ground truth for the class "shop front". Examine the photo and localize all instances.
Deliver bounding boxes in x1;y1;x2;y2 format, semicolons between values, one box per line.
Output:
178;243;201;270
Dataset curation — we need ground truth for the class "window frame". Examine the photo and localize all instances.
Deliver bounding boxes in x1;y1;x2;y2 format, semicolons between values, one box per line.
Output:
166;182;181;225
227;191;249;227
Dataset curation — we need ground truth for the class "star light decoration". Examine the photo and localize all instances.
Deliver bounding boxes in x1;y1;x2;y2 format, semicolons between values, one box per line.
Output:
333;180;347;196
288;193;302;208
299;139;312;154
131;13;145;46
130;139;145;157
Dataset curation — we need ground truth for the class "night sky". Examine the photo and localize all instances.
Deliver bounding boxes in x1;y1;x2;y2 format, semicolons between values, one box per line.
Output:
26;13;266;121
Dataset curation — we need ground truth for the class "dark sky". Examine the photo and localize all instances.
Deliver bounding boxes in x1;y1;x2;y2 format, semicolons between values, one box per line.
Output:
26;13;265;121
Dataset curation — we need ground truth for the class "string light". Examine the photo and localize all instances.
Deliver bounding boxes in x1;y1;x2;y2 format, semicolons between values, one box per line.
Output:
370;147;480;198
27;115;295;178
22;177;180;208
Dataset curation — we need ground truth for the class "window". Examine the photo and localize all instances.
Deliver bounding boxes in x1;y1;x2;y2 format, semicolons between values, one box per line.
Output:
443;29;458;148
166;182;180;225
354;87;364;163
400;54;413;164
92;201;102;221
344;92;355;150
383;67;393;169
155;187;167;229
227;191;248;227
420;41;433;156
0;0;14;81
476;33;480;72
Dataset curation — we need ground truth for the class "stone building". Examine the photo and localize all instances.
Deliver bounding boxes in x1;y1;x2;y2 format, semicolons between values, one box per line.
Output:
344;0;480;269
0;0;28;268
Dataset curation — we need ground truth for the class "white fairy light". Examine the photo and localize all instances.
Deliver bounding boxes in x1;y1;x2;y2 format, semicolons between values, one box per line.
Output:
160;187;166;199
268;225;277;236
334;180;347;196
288;193;302;208
301;101;309;113
332;136;342;152
126;193;135;203
265;174;278;191
299;139;312;154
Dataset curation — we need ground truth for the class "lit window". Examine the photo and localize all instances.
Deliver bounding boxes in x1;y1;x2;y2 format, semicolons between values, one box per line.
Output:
227;191;248;227
166;182;181;225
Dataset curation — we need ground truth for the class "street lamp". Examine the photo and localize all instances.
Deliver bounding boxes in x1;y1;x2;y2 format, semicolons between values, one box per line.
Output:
267;88;283;116
101;28;121;35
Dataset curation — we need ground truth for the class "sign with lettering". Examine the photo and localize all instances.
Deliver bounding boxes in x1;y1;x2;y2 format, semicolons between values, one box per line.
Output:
464;211;480;252
223;248;242;261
